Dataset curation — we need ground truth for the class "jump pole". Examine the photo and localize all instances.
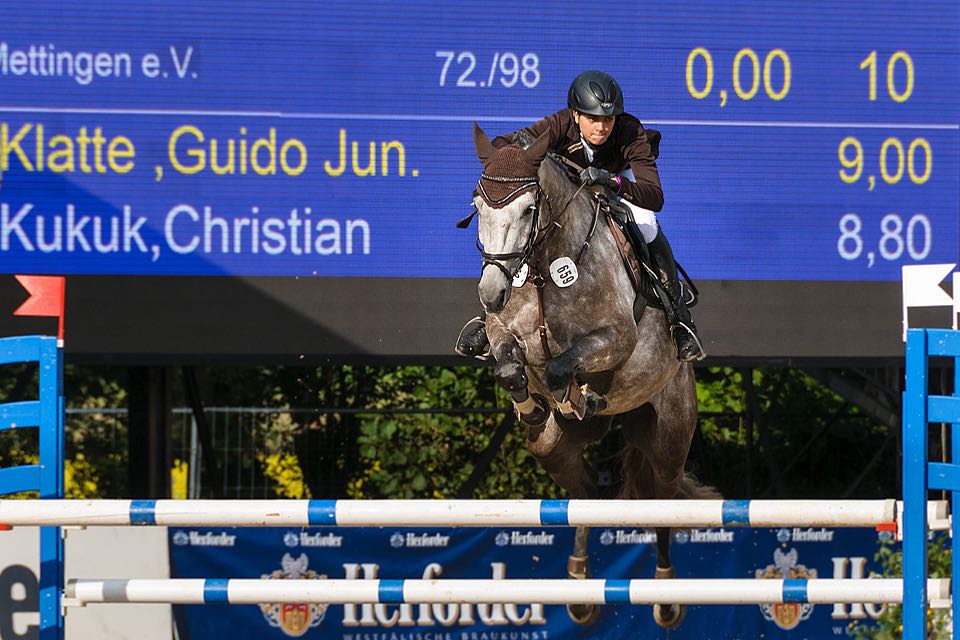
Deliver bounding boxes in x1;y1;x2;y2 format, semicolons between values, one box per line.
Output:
0;498;947;529
65;577;950;607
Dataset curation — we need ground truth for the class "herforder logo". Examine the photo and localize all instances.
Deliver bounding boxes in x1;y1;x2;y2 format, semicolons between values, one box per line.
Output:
388;532;450;548
259;553;328;637
171;530;235;547
776;527;835;543
755;548;817;630
284;531;344;548
599;529;657;545
494;531;556;547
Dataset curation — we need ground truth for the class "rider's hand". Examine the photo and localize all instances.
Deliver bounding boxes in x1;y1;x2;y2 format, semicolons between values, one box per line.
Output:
580;166;616;188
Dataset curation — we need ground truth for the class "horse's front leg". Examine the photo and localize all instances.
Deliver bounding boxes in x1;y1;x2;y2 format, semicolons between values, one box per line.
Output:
486;317;549;426
544;324;634;416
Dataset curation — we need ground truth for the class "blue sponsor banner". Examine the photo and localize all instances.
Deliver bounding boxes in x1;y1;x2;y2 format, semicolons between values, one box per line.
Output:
1;2;958;281
170;526;895;639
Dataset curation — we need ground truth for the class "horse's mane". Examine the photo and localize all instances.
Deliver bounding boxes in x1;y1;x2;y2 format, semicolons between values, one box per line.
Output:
539;150;592;213
511;130;584;192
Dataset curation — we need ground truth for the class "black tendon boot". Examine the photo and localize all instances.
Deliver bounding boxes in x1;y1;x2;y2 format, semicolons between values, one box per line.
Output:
455;316;490;359
643;226;706;362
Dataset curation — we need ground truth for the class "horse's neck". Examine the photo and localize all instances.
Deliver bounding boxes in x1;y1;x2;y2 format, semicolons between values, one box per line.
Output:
536;159;598;265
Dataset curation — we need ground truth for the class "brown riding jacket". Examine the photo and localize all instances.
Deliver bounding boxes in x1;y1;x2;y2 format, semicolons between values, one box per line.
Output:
492;108;664;212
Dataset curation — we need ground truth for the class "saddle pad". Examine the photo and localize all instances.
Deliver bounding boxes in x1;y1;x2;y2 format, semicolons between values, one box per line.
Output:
603;214;664;321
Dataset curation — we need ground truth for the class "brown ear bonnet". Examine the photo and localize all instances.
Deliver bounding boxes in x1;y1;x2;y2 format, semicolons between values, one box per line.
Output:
477;145;540;207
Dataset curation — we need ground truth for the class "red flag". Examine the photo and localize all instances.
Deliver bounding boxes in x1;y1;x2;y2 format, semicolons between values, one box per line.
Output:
14;275;65;341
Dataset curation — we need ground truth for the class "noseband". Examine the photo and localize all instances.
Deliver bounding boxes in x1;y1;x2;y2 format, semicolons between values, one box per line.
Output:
475;172;553;282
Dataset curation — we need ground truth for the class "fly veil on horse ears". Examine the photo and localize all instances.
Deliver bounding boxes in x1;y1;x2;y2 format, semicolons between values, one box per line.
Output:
473;123;550;208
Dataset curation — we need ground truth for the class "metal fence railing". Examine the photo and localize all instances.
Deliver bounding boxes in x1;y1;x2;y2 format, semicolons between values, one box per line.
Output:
65;406;364;499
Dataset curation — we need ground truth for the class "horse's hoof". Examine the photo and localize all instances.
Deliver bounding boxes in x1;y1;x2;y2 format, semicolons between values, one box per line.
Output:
519;408;549;426
581;390;607;419
655;566;675;580
545;358;575;396
652;565;684;628
653;603;686;629
516;393;550;427
565;555;599;624
556;382;588;419
567;603;601;625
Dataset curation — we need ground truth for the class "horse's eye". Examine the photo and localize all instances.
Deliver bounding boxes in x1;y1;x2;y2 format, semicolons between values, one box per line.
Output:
523;206;535;216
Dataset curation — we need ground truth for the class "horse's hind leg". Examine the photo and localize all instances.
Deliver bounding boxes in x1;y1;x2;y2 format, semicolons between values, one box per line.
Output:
621;365;703;629
652;528;685;628
527;412;611;625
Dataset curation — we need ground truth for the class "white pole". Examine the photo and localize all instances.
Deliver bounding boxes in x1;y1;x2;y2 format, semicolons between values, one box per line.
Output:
0;498;944;528
64;578;951;606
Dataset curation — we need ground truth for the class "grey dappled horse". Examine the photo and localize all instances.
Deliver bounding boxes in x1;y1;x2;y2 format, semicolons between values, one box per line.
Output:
471;125;715;628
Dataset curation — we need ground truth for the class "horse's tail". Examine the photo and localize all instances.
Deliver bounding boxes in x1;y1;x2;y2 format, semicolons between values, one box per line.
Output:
676;469;722;500
617;440;721;500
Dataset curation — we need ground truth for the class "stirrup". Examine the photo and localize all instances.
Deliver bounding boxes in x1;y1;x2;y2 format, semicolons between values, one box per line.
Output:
671;322;706;362
455;316;490;360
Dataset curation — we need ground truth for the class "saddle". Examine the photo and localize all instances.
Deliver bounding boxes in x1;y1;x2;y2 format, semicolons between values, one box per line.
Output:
600;199;659;322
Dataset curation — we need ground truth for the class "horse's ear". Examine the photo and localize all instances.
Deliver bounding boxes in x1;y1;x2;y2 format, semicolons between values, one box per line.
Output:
473;122;495;165
523;131;550;166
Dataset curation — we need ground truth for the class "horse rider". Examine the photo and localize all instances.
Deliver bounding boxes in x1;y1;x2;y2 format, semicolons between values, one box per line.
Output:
456;69;706;362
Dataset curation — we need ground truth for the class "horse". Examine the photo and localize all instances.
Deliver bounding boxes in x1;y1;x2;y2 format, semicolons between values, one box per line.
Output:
469;124;715;628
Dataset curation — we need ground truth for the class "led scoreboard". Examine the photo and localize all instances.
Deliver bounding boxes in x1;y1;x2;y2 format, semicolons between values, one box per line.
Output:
0;2;956;361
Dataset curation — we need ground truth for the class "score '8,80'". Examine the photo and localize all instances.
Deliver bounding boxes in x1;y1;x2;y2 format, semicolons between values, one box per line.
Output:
436;51;540;88
838;212;932;268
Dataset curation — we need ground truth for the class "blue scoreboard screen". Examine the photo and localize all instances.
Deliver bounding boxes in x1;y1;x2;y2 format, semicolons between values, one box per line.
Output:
1;1;956;360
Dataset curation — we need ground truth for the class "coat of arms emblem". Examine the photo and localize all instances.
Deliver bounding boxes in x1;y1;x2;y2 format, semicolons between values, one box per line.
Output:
755;548;817;630
259;553;328;637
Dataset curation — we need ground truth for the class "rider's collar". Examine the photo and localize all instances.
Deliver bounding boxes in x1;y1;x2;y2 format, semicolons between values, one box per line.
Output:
579;135;596;163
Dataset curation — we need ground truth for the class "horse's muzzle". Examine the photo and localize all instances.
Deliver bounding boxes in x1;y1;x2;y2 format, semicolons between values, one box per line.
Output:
478;267;511;313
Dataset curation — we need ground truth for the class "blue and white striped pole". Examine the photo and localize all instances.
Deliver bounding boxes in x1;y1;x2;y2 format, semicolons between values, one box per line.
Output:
65;577;951;607
0;498;946;529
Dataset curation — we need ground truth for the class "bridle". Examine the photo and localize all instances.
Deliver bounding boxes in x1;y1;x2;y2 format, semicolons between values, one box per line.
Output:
475;173;546;282
474;170;588;282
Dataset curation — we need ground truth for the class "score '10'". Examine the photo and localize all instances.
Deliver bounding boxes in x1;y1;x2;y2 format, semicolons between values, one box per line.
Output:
838;213;931;265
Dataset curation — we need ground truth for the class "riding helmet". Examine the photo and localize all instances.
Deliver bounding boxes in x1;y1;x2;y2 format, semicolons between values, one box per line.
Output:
567;70;624;117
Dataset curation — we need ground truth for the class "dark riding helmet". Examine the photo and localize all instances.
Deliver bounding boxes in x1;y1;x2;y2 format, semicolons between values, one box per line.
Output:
567;70;624;117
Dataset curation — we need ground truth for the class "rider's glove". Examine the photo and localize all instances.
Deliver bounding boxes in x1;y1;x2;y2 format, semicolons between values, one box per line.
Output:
580;166;617;188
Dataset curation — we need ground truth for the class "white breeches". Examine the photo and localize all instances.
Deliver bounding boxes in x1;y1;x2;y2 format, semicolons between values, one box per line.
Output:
618;168;659;243
619;199;659;243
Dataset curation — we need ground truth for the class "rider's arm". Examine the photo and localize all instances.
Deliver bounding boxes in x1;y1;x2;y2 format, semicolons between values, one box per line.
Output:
491;110;566;149
615;119;664;212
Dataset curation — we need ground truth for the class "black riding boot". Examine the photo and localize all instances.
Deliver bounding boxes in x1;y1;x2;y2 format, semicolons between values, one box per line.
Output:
455;316;490;359
640;225;706;362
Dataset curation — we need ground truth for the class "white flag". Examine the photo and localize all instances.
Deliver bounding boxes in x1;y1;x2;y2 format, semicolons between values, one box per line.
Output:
955;272;960;331
902;264;956;340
